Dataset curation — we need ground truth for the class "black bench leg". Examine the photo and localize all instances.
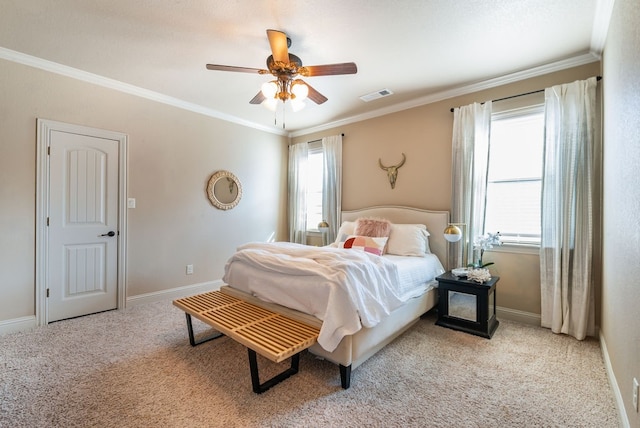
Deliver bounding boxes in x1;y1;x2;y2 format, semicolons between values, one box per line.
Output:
185;313;223;346
248;349;300;394
339;364;352;389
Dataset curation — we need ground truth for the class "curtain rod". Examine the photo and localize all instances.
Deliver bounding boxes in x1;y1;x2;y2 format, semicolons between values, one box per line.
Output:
289;133;345;147
309;133;345;144
449;76;602;112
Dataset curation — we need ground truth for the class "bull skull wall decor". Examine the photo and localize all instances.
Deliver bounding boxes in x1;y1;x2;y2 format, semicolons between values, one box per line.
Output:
378;153;406;189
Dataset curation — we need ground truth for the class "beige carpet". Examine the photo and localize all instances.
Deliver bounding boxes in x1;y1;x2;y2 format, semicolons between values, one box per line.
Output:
0;300;619;427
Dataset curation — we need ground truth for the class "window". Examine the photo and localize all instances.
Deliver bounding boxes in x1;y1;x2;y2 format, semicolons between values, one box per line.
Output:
305;142;324;231
484;105;544;245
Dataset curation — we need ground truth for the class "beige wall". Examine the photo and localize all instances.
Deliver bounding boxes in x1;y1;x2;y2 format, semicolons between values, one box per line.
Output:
293;62;601;318
0;58;288;322
601;0;640;425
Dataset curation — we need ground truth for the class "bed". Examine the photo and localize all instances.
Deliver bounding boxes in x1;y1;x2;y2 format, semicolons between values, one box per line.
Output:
220;205;449;388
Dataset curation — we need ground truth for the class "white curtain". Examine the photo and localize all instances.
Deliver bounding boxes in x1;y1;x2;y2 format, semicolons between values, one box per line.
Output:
288;142;308;244
322;135;342;244
450;102;492;268
540;77;597;340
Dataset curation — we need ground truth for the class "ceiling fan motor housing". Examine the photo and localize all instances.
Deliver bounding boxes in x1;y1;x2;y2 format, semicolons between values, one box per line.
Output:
266;54;303;76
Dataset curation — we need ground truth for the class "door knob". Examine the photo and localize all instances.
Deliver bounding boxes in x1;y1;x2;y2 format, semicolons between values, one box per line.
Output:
100;231;116;237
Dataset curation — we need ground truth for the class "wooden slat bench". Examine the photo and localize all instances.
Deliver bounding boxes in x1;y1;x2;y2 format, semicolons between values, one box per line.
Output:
173;291;320;393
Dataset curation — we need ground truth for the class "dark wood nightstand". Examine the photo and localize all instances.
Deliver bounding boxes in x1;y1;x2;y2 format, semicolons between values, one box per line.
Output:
435;272;499;339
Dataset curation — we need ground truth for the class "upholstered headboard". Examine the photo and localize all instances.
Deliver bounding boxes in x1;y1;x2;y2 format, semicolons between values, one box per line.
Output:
341;205;450;270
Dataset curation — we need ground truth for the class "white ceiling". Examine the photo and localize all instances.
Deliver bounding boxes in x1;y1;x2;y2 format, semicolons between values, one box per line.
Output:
0;0;611;136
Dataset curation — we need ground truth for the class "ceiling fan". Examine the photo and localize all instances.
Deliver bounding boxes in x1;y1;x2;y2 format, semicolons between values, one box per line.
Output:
206;29;357;110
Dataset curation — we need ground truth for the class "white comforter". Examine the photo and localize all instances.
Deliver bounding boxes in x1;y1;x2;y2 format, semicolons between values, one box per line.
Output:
222;242;407;351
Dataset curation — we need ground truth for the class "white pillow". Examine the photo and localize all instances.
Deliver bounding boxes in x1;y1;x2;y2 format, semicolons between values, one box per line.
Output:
386;224;431;256
333;221;356;246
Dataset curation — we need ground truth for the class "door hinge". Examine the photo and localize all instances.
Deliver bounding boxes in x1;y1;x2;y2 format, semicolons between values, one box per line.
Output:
46;288;50;298
46;217;50;226
47;146;50;155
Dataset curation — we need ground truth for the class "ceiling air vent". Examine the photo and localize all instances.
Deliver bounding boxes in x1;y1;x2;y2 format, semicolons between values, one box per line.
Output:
360;88;394;102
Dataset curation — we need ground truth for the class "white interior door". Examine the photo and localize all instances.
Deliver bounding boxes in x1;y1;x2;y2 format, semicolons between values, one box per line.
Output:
47;129;119;322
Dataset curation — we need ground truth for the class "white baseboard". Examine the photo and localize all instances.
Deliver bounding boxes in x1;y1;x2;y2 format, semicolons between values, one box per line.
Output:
496;306;540;326
600;332;631;428
0;315;37;336
0;281;223;336
126;280;223;307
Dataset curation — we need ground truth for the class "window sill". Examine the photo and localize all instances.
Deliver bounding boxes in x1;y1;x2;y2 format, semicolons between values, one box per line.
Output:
487;243;539;255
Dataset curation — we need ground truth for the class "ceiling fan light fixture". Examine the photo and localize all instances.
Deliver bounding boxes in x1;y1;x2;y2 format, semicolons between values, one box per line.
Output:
262;97;278;111
261;80;278;98
290;98;306;112
291;79;309;101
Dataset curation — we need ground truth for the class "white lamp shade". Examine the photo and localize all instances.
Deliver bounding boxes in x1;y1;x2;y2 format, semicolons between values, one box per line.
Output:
291;80;309;101
261;98;278;111
290;98;306;112
261;81;278;98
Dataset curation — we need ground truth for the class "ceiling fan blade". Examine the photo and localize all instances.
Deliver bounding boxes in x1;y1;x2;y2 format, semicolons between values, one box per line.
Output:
300;62;358;77
206;64;266;74
266;29;289;63
302;81;328;104
249;91;266;105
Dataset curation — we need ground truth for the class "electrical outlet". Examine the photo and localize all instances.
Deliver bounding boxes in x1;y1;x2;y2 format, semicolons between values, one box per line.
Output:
186;264;193;275
633;378;639;412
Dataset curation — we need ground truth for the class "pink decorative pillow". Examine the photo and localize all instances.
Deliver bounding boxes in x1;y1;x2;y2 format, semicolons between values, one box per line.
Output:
354;217;392;238
342;236;389;256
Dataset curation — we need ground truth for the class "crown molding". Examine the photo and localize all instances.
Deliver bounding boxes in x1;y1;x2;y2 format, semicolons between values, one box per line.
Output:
289;52;600;137
1;46;601;140
0;47;288;137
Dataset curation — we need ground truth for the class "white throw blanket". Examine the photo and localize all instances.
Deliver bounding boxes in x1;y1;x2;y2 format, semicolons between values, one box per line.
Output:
223;242;406;351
